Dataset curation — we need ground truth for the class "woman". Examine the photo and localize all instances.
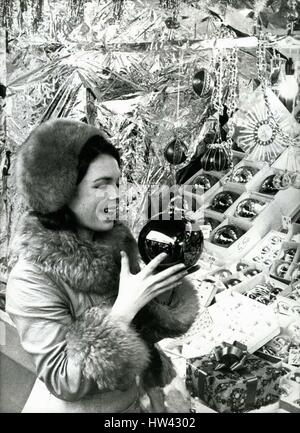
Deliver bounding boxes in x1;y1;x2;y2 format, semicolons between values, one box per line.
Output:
5;119;199;413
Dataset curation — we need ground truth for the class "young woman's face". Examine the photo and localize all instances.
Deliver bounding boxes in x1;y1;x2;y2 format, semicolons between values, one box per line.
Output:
68;153;120;232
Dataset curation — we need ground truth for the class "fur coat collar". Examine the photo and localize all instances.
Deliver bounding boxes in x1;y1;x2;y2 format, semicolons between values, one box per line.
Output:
10;212;140;296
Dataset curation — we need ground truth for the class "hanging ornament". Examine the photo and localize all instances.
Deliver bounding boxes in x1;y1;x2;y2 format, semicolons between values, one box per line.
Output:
192;68;214;98
211;38;239;177
200;142;231;172
160;0;180;29
165;16;180;29
230;35;299;162
270;55;283;86
164;138;187;165
164;49;190;167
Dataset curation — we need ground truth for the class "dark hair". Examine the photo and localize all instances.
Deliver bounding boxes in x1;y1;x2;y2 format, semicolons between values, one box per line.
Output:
33;134;120;231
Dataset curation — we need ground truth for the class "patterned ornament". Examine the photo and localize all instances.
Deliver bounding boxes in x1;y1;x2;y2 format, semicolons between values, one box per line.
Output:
201;142;231;172
231;87;300;162
164;138;187;165
192;69;214;98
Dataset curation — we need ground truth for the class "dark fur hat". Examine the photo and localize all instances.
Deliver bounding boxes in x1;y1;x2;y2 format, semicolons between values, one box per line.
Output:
16;119;106;214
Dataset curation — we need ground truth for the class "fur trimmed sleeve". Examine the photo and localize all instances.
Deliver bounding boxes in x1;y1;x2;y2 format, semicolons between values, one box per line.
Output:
6;262;150;402
66;306;150;391
134;278;199;345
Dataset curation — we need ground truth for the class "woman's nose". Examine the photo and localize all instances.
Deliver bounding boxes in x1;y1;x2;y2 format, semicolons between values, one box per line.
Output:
107;184;119;201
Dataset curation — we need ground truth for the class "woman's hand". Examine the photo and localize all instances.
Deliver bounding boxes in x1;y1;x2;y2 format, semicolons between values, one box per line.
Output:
110;251;187;324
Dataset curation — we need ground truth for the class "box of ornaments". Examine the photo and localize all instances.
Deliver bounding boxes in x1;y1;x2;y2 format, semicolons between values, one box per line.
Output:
216;271;286;309
270;225;300;284
255;317;300;372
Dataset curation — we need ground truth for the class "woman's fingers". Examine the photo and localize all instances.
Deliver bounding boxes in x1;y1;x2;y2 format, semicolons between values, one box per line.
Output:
153;269;187;291
155;280;183;296
152;262;186;284
142;252;168;277
120;250;130;276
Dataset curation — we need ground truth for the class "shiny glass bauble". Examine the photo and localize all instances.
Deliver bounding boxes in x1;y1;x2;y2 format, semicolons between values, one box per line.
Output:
210;191;239;213
200;143;230;172
211;225;245;247
164;138;188;165
231;166;256;184
259;175;279;195
234;198;266;219
165;17;180;29
138;218;204;271
192;68;214;98
191;173;218;192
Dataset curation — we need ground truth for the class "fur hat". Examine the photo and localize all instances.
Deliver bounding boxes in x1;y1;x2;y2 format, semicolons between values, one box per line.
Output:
16;118;105;214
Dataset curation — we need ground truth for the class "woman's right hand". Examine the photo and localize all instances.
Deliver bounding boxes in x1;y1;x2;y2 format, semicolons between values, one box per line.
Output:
110;251;188;324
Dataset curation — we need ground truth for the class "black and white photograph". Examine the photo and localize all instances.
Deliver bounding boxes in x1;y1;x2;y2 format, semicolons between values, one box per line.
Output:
0;0;300;415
